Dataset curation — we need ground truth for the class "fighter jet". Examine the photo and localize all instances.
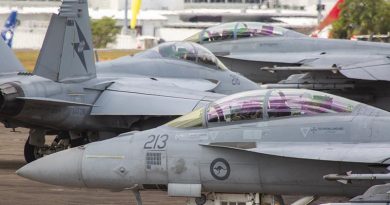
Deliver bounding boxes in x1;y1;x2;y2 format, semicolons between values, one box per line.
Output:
17;88;390;205
187;22;390;84
96;41;256;95
186;22;390;111
0;0;258;163
319;183;390;205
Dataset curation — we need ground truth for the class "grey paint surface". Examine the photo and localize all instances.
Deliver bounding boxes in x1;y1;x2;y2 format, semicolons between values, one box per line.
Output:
189;22;390;111
17;89;390;204
0;1;258;162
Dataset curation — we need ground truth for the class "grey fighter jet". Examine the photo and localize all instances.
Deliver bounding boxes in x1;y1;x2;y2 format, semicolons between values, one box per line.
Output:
187;22;390;84
96;41;257;95
319;183;390;205
186;22;390;110
17;88;390;205
0;0;258;163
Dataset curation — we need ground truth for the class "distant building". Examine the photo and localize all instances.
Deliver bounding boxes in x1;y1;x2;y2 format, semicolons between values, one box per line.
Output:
0;0;337;12
0;0;337;49
79;0;336;12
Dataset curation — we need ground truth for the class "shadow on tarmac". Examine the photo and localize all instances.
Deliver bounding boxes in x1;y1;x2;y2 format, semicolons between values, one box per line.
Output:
0;159;25;170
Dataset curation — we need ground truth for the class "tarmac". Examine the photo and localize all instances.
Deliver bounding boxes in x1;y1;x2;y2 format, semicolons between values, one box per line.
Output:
0;125;348;205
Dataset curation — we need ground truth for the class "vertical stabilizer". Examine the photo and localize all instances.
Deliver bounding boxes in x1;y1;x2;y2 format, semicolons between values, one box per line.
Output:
311;0;344;37
1;11;18;48
34;0;96;83
0;35;25;73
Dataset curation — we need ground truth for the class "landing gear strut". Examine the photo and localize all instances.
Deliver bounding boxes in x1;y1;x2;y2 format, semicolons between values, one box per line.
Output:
187;193;285;205
132;190;143;205
24;136;43;163
23;132;71;163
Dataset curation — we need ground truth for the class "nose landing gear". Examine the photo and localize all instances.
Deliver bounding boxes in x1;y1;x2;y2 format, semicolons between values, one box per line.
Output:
188;193;285;205
24;133;71;163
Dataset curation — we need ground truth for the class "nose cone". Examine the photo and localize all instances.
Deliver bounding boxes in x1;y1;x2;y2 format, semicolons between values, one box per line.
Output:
16;147;85;187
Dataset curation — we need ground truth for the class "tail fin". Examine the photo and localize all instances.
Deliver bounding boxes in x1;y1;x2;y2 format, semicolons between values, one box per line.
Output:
131;0;142;29
1;11;17;48
311;0;344;37
34;0;96;83
0;34;25;74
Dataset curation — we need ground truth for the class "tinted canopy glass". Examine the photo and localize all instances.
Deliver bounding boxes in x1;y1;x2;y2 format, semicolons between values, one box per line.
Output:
207;91;264;123
266;90;358;119
207;89;359;125
186;22;305;43
167;89;360;129
134;42;228;70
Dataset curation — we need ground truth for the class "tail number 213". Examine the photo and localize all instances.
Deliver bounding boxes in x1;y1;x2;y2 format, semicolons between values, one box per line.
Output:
144;134;169;150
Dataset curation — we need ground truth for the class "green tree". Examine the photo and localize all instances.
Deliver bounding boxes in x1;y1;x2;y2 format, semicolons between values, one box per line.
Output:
91;17;120;48
330;0;390;39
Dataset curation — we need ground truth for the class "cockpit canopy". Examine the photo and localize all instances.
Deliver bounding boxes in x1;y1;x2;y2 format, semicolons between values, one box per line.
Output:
134;41;228;70
186;22;306;43
167;89;360;129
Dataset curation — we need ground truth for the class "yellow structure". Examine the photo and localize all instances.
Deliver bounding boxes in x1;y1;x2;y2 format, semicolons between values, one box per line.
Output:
131;0;142;29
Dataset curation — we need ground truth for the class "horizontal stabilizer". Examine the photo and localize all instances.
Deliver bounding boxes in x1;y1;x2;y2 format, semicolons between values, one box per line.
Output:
17;97;93;107
202;142;390;164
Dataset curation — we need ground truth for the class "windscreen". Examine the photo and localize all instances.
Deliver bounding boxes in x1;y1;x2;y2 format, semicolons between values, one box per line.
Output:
134;42;228;70
166;108;204;129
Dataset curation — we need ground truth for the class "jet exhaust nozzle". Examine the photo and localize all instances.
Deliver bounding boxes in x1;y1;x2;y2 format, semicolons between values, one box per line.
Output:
0;83;24;116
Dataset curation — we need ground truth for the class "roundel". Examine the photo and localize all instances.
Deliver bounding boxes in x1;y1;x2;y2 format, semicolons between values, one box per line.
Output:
210;158;230;180
4;31;13;40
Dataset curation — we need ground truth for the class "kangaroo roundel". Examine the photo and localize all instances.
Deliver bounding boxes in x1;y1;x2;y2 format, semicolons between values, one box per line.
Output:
210;158;230;180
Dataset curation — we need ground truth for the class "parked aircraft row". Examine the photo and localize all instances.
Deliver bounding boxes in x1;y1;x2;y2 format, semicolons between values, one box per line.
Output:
2;0;389;205
0;9;258;163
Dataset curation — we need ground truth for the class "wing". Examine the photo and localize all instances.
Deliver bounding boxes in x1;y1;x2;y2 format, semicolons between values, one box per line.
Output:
202;142;390;164
91;78;223;116
241;52;390;81
145;78;220;92
17;97;93;107
340;58;390;81
222;52;318;64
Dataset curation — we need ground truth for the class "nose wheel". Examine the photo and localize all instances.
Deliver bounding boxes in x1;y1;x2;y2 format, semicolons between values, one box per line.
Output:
24;136;43;163
195;194;207;205
23;133;72;163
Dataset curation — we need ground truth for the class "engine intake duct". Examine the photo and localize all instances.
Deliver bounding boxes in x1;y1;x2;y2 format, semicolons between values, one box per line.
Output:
0;83;24;116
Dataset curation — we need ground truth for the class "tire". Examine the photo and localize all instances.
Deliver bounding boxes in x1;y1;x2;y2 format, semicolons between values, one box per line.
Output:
24;137;43;163
195;194;207;205
70;136;88;148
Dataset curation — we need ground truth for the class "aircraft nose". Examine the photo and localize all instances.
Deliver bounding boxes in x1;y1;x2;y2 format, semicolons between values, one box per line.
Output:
16;146;85;187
